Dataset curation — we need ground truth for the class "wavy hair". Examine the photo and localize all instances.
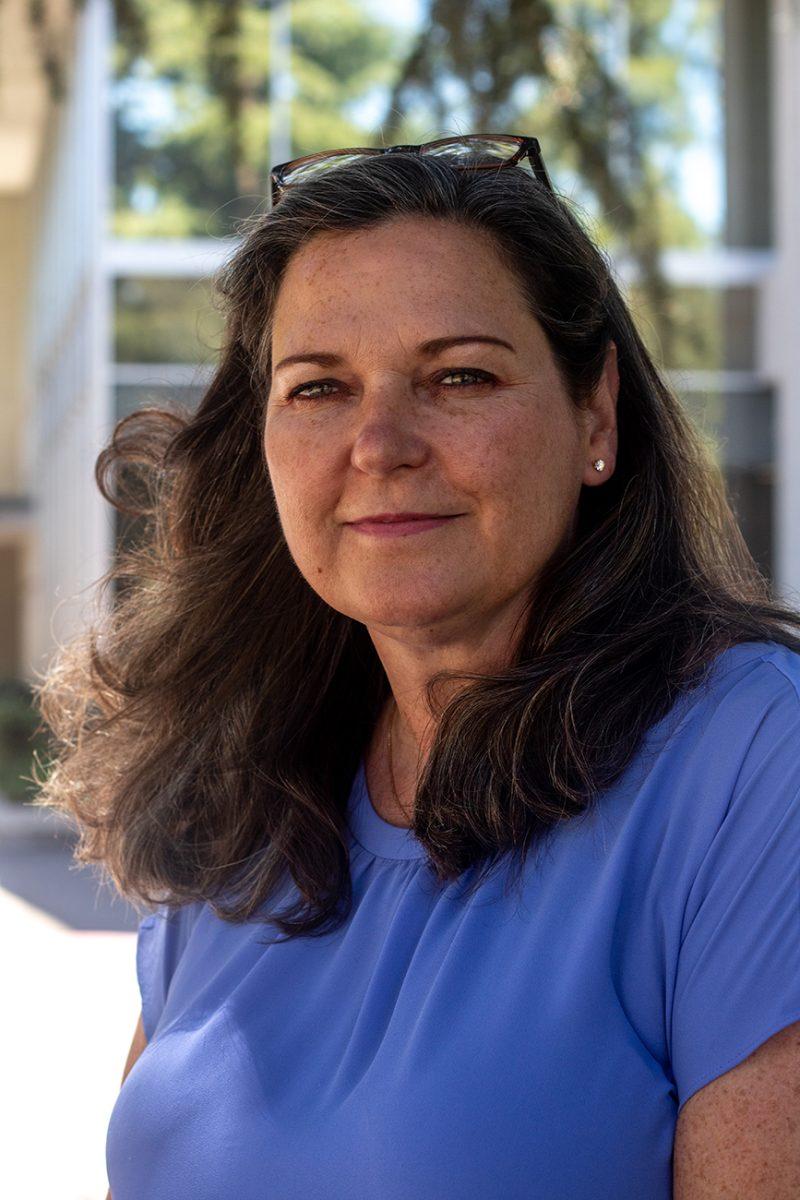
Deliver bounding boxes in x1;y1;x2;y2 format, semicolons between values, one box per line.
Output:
31;151;800;942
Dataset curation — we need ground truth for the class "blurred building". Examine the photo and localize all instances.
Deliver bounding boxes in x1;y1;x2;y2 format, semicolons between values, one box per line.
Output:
0;0;798;685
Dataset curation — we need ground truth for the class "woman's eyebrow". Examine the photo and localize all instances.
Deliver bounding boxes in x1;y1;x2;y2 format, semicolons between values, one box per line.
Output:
272;334;516;375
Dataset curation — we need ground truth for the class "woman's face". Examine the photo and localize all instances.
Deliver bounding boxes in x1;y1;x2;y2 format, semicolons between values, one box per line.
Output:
264;215;617;640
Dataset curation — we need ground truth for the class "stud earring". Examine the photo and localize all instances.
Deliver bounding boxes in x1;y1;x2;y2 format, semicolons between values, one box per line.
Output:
592;459;605;472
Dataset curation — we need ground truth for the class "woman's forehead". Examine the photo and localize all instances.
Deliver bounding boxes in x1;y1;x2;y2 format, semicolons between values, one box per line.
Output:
279;215;507;283
271;220;533;355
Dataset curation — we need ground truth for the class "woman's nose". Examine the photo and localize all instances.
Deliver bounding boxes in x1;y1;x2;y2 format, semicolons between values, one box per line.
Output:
349;385;429;474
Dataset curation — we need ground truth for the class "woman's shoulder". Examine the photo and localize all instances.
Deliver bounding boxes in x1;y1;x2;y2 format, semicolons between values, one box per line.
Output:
636;637;800;843
659;637;800;750
705;637;800;698
660;640;800;1113
608;638;800;858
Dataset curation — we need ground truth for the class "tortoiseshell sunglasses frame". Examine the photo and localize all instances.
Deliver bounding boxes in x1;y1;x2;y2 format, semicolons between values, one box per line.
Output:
269;134;555;209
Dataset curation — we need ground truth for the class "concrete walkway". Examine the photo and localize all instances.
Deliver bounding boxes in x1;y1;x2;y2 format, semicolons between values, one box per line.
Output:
0;795;142;1200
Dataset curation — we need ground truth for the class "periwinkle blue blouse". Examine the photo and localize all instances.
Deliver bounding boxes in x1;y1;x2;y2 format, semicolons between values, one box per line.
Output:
106;640;800;1200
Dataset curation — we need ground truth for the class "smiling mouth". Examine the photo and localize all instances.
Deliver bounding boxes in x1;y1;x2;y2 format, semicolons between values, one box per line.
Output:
346;512;463;523
345;514;464;537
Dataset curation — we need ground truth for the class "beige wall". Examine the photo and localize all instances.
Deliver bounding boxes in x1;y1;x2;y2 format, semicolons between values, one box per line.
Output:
0;194;32;497
0;192;34;680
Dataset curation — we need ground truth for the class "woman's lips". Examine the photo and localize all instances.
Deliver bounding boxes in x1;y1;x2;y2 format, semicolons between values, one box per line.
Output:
346;515;462;537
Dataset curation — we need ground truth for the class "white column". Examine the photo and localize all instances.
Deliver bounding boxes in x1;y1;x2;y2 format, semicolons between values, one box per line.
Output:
24;0;114;675
761;0;800;605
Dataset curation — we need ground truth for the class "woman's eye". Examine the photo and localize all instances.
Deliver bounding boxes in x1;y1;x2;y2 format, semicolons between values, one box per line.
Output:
285;368;494;403
287;378;341;401
437;368;495;389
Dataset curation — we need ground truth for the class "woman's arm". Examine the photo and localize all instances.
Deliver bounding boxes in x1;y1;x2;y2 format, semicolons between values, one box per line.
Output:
673;1019;800;1198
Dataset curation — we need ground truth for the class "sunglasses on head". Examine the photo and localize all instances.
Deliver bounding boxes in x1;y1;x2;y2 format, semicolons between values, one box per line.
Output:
269;134;555;209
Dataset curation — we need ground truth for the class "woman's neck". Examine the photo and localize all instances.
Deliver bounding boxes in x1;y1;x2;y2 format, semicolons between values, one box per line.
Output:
363;698;425;828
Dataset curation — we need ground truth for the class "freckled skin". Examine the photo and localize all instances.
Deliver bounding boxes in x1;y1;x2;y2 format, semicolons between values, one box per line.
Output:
264;215;617;652
263;214;618;819
673;1020;800;1198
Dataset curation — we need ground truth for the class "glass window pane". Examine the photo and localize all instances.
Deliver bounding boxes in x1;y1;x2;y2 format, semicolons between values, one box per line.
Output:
115;278;224;363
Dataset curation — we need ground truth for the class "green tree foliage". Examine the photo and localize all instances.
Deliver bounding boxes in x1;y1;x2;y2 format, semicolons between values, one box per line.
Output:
113;0;402;236
112;0;723;367
377;0;723;363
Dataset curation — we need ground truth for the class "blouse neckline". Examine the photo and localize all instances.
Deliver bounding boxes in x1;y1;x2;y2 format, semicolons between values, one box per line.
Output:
347;758;427;862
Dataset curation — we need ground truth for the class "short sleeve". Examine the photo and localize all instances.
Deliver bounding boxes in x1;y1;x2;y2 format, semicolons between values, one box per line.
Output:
669;670;800;1112
136;902;201;1041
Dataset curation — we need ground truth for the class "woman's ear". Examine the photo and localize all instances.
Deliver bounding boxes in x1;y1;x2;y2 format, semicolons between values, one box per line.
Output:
583;341;619;480
603;340;620;411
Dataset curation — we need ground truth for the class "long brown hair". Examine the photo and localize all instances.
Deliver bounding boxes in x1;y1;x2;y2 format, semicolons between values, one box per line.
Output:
31;151;800;943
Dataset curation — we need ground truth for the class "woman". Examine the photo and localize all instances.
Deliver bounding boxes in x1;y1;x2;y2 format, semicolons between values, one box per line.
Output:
34;137;800;1198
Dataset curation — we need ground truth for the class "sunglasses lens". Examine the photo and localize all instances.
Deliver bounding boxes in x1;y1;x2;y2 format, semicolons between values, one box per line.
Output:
279;151;371;187
421;136;523;165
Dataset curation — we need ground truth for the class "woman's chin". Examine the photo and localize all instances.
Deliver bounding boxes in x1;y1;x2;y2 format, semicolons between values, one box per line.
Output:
342;591;472;632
